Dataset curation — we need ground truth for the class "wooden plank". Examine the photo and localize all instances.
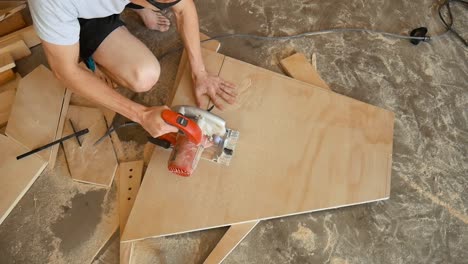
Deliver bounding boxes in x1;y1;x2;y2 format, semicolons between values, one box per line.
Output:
0;134;48;224
6;65;66;164
0;1;26;22
0;12;26;37
0;37;30;60
280;53;331;90
122;49;394;242
0;26;41;48
0;68;14;85
0;52;15;72
0;89;15;126
62;106;118;187
48;88;72;169
204;51;328;264
204;221;258;264
0;72;20;93
119;160;144;235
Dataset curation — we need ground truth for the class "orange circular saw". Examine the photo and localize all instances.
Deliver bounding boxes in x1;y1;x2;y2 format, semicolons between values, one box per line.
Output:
148;105;239;177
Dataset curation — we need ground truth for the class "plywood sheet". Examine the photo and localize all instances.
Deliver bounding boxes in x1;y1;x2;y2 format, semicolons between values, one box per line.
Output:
6;65;66;163
122;49;394;242
0;52;15;72
62;106;117;187
0;134;48;224
204;51;327;264
0;37;30;60
280;53;330;90
204;221;258;264
0;89;15;126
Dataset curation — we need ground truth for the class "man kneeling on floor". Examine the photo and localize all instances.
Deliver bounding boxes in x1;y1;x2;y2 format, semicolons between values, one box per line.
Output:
28;0;237;137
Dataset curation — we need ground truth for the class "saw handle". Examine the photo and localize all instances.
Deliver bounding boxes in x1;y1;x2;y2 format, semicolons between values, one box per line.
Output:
161;110;203;145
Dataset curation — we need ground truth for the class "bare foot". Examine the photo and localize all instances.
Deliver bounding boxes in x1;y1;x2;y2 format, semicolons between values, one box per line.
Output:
133;8;171;32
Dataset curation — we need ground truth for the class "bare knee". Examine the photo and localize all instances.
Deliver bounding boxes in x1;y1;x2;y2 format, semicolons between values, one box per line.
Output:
130;60;160;93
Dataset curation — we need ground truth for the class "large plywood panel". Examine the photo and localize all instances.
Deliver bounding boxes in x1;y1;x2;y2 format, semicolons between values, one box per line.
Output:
122;49;394;242
0;134;47;224
6;65;66;163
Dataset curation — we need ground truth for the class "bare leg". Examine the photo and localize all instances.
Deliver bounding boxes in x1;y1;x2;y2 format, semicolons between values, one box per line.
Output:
92;26;161;93
133;8;171;32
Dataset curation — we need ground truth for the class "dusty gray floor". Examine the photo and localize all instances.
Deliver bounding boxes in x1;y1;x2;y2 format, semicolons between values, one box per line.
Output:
1;0;467;263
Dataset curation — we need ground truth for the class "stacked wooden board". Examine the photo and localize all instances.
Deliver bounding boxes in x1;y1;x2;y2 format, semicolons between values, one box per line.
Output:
122;48;394;245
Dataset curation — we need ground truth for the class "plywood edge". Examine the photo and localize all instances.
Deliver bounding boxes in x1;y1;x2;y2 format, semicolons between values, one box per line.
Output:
48;89;72;169
0;26;41;48
203;221;259;264
119;160;144;236
121;197;388;243
120;241;134;264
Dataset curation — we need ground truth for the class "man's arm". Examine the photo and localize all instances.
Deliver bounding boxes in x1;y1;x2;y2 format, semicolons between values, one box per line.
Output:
42;41;177;137
172;0;237;110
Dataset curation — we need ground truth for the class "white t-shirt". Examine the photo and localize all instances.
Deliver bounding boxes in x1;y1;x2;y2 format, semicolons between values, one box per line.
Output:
28;0;130;45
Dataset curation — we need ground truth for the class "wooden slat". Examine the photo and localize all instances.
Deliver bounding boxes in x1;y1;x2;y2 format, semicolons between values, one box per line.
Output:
0;89;15;126
0;37;30;60
48;88;72;169
204;221;259;264
280;53;331;90
0;134;48;224
0;52;15;72
122;49;394;242
0;12;26;37
0;26;41;48
62;106;118;187
0;68;14;85
6;65;66;164
119;160;144;235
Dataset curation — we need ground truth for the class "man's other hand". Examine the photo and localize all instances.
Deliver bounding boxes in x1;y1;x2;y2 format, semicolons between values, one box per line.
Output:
139;105;178;138
193;70;237;110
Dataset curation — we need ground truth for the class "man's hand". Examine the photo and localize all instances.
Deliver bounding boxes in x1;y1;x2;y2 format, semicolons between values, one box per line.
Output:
139;105;178;138
193;70;237;110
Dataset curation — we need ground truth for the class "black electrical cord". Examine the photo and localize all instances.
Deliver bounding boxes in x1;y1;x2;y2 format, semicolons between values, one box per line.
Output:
158;0;466;60
438;0;468;47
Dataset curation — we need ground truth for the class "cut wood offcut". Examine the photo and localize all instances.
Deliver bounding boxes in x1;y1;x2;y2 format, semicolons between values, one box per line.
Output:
62;105;118;187
6;65;67;165
122;49;394;242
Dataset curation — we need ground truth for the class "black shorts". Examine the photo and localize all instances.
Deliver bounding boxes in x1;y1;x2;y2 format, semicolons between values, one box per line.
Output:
78;14;125;59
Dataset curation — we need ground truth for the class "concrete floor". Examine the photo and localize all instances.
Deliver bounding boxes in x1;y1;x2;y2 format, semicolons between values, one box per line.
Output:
1;0;467;263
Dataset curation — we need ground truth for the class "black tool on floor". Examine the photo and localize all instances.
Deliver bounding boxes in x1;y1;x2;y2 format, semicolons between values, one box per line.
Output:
16;128;89;160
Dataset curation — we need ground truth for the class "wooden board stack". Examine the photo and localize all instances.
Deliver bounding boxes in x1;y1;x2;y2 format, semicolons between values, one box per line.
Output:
122;48;394;250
